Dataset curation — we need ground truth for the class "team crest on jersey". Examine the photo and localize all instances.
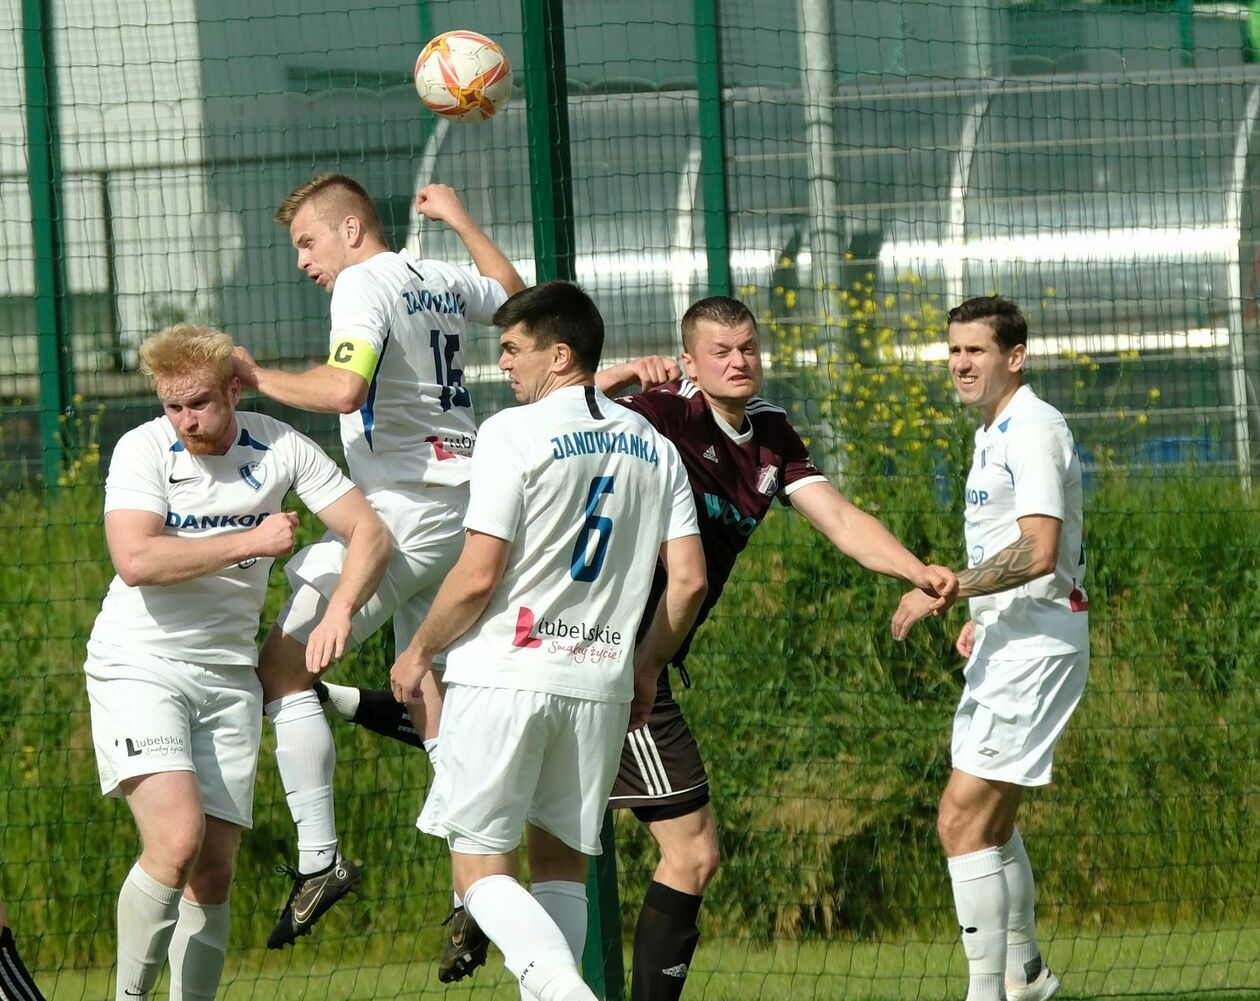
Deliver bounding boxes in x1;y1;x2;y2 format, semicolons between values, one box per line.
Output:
755;464;780;496
239;461;266;491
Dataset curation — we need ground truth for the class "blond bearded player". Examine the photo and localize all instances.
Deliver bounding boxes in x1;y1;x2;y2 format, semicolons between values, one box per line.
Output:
83;324;390;1000
231;173;524;947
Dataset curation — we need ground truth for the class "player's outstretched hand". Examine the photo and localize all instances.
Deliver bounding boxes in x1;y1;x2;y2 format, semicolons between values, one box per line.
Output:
231;345;260;388
390;647;431;705
306;606;352;673
251;511;299;558
955;619;977;659
414;183;469;225
891;587;939;641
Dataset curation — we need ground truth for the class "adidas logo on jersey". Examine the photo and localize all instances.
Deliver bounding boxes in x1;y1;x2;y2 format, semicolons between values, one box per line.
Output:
702;445;719;463
661;964;689;979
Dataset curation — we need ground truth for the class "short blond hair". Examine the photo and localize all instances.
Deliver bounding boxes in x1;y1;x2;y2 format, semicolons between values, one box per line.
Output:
139;323;235;390
275;171;386;244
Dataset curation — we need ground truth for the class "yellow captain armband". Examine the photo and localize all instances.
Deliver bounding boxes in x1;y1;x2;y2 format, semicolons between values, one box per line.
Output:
326;338;378;381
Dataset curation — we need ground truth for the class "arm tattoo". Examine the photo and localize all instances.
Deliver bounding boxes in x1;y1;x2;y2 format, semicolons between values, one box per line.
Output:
957;531;1042;598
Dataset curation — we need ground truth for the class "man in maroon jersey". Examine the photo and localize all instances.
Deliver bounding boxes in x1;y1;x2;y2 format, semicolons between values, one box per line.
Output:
314;295;957;994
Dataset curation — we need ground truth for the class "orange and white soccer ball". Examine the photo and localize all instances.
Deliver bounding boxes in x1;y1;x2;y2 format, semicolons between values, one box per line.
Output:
414;30;512;123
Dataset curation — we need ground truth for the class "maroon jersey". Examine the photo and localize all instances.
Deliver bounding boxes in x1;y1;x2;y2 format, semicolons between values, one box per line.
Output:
617;378;825;664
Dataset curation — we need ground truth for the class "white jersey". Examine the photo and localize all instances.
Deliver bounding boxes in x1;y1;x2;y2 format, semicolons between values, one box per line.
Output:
964;384;1088;659
328;249;507;493
443;385;700;703
90;412;355;665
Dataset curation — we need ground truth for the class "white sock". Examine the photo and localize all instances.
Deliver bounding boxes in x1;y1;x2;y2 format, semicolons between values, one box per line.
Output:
532;880;588;961
948;847;1008;1001
453;890;463;909
267;691;338;874
463;874;596;1001
423;738;440;770
320;682;361;721
167;897;231;1001
116;862;182;1000
1000;828;1042;987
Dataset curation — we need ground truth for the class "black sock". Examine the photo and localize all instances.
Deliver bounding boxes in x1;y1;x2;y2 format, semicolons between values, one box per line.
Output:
631;881;703;1001
0;926;47;1001
352;687;425;749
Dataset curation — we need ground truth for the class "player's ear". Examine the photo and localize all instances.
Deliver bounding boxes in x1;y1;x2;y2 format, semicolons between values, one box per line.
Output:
680;350;698;381
342;214;363;246
1007;342;1027;375
227;376;242;407
552;340;574;374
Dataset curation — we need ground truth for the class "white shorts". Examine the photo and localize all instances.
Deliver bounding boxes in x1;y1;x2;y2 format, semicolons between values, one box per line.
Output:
419;684;629;855
84;640;263;828
279;485;467;656
952;650;1089;787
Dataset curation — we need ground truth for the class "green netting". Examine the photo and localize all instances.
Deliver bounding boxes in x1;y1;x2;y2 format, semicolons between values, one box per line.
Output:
2;0;1259;998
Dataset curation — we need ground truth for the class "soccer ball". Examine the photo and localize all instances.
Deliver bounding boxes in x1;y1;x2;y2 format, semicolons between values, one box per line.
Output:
414;30;512;124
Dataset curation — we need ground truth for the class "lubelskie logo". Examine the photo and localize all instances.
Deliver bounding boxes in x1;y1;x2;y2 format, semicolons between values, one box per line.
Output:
512;606;622;648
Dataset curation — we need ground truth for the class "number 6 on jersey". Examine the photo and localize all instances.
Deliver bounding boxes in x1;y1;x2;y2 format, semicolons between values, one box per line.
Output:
570;476;615;582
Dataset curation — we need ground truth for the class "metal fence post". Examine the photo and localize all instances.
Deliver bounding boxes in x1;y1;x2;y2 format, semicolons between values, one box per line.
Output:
23;0;73;486
520;3;624;998
695;0;731;298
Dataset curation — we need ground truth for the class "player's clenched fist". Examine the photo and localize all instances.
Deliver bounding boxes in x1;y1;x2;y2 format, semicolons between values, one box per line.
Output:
414;183;467;224
251;510;300;557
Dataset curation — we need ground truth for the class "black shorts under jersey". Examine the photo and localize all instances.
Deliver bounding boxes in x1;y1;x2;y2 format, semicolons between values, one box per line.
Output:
608;669;710;822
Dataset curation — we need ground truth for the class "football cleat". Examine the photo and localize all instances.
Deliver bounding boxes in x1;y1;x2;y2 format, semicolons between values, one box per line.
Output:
266;857;362;949
1007;966;1060;1001
438;906;490;983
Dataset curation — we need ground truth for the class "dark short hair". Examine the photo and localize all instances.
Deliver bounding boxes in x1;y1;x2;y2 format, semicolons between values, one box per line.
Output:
946;296;1028;351
493;281;605;373
681;296;757;353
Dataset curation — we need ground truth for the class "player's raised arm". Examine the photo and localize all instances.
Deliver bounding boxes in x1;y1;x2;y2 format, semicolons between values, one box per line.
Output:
232;344;368;415
594;355;682;396
415;183;525;297
789;480;958;601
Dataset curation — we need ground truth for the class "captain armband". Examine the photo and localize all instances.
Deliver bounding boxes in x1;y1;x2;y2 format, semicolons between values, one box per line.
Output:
326;338;378;382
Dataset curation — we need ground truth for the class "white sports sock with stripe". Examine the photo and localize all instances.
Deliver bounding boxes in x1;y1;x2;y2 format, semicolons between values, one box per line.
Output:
116;862;182;1000
463;875;596;1001
167;896;231;1001
1000;828;1042;987
948;847;1009;1001
267;691;338;874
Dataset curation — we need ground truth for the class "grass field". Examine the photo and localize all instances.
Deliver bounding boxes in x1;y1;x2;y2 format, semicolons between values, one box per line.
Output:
34;926;1260;1000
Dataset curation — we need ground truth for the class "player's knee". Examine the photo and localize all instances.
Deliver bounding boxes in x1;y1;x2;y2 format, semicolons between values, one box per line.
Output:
660;833;719;892
693;838;719;890
937;801;982;855
147;824;205;884
257;629;312;701
185;854;236;904
936;802;959;849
